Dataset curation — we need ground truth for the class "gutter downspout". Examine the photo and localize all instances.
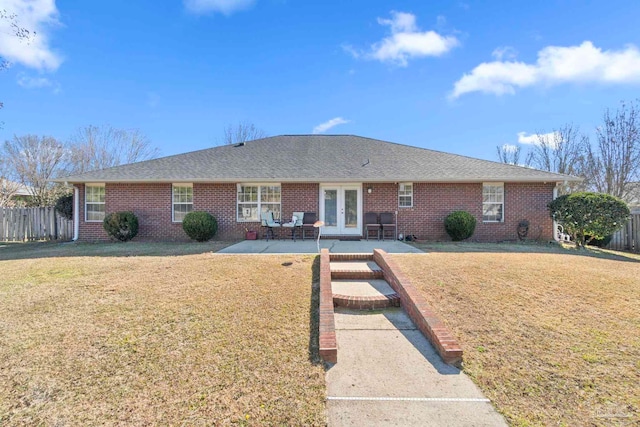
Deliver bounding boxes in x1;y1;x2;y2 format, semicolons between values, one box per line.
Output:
73;186;79;241
552;184;560;242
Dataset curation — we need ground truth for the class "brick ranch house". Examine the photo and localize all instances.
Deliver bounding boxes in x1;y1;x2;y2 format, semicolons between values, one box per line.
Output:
56;135;580;242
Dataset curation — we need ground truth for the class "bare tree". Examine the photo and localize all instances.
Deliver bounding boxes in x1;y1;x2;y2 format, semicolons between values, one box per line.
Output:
67;125;160;174
3;135;68;206
527;124;588;194
220;122;267;145
0;155;21;207
496;144;532;166
584;101;640;200
530;124;585;173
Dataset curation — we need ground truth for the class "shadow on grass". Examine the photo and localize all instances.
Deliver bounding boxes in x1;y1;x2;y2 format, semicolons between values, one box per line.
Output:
308;255;322;366
411;241;640;263
0;240;238;261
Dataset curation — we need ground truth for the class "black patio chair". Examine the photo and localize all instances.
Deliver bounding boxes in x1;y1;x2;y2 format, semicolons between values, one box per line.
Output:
365;212;381;240
302;212;318;240
380;212;396;240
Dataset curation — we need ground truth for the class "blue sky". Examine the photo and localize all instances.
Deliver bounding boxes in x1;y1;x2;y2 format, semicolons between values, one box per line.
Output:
1;0;640;161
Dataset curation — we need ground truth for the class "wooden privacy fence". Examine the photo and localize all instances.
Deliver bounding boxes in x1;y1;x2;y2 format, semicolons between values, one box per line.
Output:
0;207;73;242
607;213;640;253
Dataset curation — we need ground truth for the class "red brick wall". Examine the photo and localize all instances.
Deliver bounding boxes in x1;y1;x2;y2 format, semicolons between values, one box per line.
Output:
364;182;555;242
75;181;554;242
76;182;320;241
281;183;319;222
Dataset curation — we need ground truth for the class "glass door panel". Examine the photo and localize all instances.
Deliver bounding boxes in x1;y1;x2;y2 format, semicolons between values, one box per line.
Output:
324;189;337;227
344;189;358;229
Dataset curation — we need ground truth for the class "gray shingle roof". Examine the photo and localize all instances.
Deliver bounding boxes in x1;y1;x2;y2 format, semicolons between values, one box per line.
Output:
57;135;581;184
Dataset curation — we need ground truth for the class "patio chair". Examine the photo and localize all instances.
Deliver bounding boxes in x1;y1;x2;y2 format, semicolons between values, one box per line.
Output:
281;212;304;241
365;212;381;240
380;212;396;241
260;211;281;241
302;212;318;240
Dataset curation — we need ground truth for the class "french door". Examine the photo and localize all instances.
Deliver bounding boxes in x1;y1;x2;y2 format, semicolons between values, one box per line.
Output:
319;184;362;235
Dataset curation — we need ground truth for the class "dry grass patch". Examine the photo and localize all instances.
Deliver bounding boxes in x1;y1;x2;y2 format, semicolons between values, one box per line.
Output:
0;240;236;261
394;250;640;426
0;253;325;426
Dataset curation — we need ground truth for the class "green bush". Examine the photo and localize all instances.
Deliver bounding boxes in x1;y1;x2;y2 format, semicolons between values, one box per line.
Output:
444;211;477;241
103;211;139;242
55;194;73;220
548;192;629;248
182;211;218;242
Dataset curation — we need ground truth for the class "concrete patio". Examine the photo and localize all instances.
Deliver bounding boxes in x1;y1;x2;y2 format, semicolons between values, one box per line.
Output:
217;239;424;254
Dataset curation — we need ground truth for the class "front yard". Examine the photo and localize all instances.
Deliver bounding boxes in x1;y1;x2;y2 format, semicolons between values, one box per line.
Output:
395;245;640;426
0;244;325;425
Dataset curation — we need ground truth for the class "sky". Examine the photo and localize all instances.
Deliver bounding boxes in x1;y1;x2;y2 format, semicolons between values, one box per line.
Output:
1;0;640;161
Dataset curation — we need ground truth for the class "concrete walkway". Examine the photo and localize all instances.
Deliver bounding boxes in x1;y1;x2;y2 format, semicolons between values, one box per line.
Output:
218;239;424;254
326;308;507;426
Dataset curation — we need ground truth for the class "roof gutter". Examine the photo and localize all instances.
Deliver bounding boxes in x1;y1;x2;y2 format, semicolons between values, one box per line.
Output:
55;177;584;185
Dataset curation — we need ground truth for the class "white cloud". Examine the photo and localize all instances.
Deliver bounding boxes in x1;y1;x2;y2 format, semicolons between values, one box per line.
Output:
452;41;640;98
0;0;62;71
345;11;459;67
16;72;60;93
184;0;255;15
341;44;360;59
491;46;517;61
17;73;50;88
312;117;350;134
517;131;561;148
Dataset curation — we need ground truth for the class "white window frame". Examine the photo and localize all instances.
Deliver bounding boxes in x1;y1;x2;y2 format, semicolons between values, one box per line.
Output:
85;183;105;222
237;183;281;222
398;182;413;208
172;183;193;223
483;182;504;223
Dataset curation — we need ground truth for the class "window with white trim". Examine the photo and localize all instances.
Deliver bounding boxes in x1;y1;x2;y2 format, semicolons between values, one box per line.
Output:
85;184;105;222
399;182;413;208
483;183;504;222
237;184;281;222
172;184;193;222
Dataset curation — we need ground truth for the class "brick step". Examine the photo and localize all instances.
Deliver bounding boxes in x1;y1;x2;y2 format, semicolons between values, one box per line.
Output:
333;293;401;309
332;279;400;310
329;253;373;262
331;270;384;280
330;261;383;280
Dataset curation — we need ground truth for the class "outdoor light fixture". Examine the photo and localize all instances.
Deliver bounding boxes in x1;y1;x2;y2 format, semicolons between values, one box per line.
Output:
367;186;372;194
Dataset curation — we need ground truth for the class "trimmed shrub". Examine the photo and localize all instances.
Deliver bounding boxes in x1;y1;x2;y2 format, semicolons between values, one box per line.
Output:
445;211;477;241
55;194;73;220
103;211;139;242
182;211;218;242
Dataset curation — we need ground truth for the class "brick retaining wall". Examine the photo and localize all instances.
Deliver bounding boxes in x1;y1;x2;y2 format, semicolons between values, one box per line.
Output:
318;249;337;364
373;249;463;367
